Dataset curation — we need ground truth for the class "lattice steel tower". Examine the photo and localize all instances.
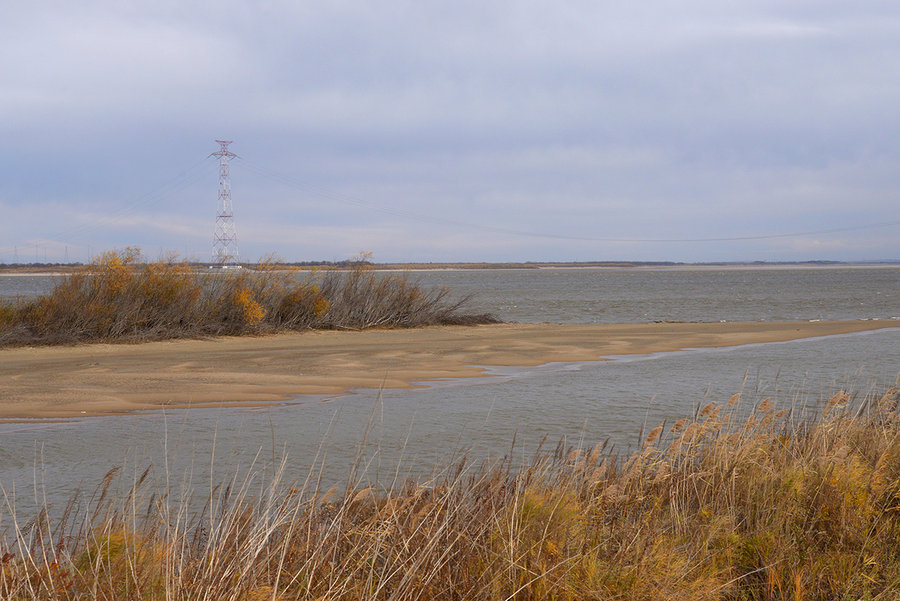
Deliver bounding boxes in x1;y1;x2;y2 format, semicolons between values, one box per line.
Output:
212;140;239;265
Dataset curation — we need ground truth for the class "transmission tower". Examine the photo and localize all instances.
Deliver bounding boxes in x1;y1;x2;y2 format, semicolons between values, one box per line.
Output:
212;140;239;265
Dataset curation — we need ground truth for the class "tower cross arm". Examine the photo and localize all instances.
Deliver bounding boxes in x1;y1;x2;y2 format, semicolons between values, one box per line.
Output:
211;140;238;158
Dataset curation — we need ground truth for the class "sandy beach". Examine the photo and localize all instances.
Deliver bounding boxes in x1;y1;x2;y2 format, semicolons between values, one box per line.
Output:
1;320;897;420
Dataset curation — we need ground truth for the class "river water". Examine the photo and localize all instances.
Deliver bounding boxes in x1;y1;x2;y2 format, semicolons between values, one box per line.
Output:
1;266;899;514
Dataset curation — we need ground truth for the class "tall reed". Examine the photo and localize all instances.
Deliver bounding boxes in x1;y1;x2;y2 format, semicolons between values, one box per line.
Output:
0;249;496;346
2;384;900;599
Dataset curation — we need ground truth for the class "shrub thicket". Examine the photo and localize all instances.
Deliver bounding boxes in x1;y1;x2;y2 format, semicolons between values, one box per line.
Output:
2;386;900;599
0;249;496;346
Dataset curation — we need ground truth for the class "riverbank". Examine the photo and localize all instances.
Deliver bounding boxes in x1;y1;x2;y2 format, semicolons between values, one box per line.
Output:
2;319;898;420
2;382;899;599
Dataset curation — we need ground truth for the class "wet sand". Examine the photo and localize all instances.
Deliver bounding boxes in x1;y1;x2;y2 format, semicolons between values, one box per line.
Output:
2;320;898;420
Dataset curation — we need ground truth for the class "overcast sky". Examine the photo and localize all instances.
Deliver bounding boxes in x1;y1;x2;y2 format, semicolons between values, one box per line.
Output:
2;1;899;263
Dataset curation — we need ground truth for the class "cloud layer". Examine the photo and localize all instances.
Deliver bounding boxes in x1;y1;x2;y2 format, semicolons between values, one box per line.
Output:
2;1;899;262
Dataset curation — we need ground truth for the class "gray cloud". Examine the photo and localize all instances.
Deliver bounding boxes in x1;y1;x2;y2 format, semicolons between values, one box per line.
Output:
2;1;899;263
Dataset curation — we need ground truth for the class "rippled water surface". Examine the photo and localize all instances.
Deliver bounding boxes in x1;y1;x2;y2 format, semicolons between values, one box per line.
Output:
410;266;900;323
4;266;900;323
1;267;899;513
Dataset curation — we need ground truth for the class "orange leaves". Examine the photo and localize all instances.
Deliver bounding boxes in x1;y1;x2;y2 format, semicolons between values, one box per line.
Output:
312;297;330;318
138;260;199;306
90;248;139;299
274;282;330;327
2;249;489;346
232;287;266;327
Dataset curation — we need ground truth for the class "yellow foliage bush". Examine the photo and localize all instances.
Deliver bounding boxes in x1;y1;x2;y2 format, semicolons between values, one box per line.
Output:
138;260;199;307
1;247;490;345
90;247;140;299
273;282;330;327
232;287;266;326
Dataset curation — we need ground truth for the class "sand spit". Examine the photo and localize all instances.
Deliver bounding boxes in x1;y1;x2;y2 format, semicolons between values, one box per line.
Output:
2;320;898;420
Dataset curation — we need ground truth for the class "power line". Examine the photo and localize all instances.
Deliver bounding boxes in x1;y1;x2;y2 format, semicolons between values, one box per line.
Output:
0;156;216;258
236;158;900;244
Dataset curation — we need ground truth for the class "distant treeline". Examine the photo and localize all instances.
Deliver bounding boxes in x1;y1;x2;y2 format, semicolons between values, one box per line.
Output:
4;259;900;280
5;259;890;274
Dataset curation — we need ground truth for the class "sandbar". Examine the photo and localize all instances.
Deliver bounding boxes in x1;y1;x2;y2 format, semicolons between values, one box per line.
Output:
1;320;898;420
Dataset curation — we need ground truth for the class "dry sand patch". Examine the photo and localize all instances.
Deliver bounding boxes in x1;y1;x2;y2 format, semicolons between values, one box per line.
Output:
1;320;898;419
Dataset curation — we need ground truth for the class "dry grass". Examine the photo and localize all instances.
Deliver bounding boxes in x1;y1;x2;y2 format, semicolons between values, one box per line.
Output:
3;385;900;599
0;249;497;346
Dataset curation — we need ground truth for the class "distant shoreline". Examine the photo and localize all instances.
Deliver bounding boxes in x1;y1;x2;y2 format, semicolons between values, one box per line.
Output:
2;260;899;276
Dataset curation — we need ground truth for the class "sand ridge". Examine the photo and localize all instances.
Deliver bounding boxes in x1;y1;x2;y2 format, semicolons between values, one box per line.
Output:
2;320;898;419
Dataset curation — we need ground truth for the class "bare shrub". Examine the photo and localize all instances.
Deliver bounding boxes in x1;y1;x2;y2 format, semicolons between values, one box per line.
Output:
0;249;497;346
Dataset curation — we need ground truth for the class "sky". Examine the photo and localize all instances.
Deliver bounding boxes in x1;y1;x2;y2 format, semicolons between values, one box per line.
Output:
2;1;899;264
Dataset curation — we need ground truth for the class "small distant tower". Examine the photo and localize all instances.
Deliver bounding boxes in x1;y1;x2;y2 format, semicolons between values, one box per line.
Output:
212;140;239;265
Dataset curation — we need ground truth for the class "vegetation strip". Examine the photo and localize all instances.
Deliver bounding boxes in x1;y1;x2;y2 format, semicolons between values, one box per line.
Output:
2;386;900;599
0;249;496;347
